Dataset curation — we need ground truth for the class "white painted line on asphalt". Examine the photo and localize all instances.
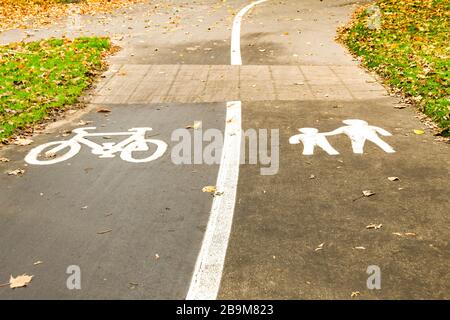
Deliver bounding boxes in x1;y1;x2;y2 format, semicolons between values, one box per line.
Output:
186;101;242;300
231;0;268;65
187;0;268;300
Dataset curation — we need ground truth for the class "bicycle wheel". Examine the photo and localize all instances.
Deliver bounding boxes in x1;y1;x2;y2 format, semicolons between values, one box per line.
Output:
25;140;81;165
120;139;168;163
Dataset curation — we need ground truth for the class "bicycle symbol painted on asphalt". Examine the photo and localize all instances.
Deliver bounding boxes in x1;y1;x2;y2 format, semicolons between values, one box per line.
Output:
289;119;395;155
25;127;168;165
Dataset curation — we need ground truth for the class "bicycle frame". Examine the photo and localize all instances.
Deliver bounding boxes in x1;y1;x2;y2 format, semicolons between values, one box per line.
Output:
49;127;153;158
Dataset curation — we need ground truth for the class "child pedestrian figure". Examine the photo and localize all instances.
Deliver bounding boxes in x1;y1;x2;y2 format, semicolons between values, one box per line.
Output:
289;128;339;155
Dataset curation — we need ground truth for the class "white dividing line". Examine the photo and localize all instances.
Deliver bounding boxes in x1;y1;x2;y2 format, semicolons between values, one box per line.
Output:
186;101;242;300
186;0;268;300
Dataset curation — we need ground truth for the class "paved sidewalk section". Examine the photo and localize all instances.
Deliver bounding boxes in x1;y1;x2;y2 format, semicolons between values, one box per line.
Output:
92;64;385;104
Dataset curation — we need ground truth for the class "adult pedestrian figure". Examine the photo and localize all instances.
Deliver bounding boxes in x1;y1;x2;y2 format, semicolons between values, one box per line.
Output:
330;119;395;154
289;128;339;155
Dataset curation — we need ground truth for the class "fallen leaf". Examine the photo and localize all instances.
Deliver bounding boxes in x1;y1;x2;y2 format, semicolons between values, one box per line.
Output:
362;190;375;197
0;157;10;162
202;186;216;193
351;291;361;298
354;246;366;250
77;120;93;126
33;261;43;266
314;243;324;252
44;151;56;159
14;138;33;146
366;223;383;230
394;104;406;109
405;232;417;237
9;274;33;289
309;174;315;179
388;177;399;181
96;108;111;113
97;229;112;235
185;121;201;130
393;232;417;237
155;253;160;260
413;129;425;135
7;169;25;176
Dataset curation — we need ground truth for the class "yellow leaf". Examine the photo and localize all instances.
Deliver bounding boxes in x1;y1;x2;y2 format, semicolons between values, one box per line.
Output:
413;129;425;135
202;186;216;193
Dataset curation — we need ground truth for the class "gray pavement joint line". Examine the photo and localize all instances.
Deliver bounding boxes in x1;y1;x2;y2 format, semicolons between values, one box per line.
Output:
162;65;182;102
186;0;268;300
297;65;315;99
268;65;280;101
329;66;356;100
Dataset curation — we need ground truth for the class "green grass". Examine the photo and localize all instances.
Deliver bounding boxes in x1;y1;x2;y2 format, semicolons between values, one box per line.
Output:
339;0;450;135
0;37;110;140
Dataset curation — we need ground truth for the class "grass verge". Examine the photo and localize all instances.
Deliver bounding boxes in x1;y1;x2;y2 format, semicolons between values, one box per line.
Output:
338;0;450;136
0;37;111;141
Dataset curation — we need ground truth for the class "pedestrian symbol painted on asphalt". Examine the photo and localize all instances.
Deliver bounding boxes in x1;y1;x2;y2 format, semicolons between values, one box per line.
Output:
289;119;395;155
289;128;339;155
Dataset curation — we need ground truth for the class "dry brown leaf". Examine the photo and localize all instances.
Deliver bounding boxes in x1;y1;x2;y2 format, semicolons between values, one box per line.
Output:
362;190;375;197
366;223;383;230
314;243;324;252
77;120;93;126
7;169;25;176
186;121;201;130
97;229;112;235
14;138;33;146
96;108;111;113
354;246;366;250
405;232;417;237
9;274;33;289
388;177;400;181
0;157;10;162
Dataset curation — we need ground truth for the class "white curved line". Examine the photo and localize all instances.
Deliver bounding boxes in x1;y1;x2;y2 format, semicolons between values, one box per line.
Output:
186;0;268;300
231;0;268;65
